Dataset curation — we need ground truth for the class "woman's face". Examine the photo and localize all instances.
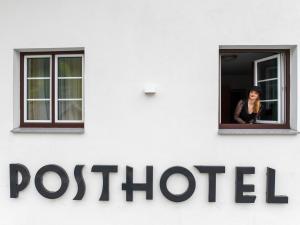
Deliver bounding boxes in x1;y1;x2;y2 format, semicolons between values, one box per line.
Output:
248;90;259;101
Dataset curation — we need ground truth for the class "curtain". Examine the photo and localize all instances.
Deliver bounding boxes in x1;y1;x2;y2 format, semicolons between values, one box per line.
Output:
26;57;50;121
58;57;83;120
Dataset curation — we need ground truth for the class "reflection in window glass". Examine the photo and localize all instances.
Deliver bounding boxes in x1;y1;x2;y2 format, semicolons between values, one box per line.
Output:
260;101;278;121
57;56;83;121
257;58;277;80
27;100;50;120
258;80;277;100
58;100;82;120
58;57;82;77
27;58;50;77
58;79;82;99
27;79;50;99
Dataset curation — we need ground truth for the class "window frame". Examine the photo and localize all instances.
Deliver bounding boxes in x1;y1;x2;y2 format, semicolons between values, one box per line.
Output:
219;49;290;129
20;51;84;128
55;54;84;124
254;54;283;124
24;54;52;123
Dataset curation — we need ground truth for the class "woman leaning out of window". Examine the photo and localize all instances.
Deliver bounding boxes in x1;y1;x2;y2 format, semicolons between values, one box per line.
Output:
234;86;263;124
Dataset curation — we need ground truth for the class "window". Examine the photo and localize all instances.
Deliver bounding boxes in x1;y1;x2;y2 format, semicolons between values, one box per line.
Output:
219;49;290;129
254;54;284;124
20;51;84;128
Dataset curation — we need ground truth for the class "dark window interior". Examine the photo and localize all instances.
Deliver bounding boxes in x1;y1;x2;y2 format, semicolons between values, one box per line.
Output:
220;51;281;124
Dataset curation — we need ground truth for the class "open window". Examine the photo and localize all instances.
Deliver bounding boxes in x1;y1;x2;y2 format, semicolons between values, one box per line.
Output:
254;54;284;124
219;49;290;129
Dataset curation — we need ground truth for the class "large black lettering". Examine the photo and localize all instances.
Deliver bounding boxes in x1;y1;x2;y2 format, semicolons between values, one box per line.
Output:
73;165;86;200
160;166;196;202
35;164;69;199
121;166;153;201
194;166;225;202
235;167;256;203
10;164;30;198
91;165;118;201
266;167;288;204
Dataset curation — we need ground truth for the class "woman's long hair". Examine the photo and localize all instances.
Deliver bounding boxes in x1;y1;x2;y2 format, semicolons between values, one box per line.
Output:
253;98;261;113
248;86;262;114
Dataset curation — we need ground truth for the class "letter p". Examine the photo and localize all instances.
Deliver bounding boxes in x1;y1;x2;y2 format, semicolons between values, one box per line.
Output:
10;164;30;198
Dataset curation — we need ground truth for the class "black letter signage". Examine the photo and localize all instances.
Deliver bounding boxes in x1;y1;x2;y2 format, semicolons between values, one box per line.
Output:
194;166;225;202
235;167;256;203
35;164;69;199
160;166;196;202
73;165;86;200
10;164;30;198
7;164;291;204
122;166;153;201
91;165;118;201
266;167;288;204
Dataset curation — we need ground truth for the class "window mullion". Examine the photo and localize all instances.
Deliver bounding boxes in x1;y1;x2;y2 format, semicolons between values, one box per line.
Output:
51;54;56;125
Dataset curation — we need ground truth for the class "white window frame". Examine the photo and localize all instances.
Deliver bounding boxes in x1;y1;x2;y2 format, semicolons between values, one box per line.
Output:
54;54;84;123
254;54;285;124
24;55;52;123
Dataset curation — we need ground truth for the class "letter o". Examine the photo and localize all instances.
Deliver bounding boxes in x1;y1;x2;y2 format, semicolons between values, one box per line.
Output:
35;165;69;199
160;166;196;202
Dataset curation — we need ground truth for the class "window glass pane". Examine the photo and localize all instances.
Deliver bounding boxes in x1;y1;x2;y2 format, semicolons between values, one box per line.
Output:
27;58;50;77
27;79;50;99
58;100;82;120
58;79;82;99
58;57;82;77
27;100;50;120
257;58;277;80
260;101;278;121
258;80;277;100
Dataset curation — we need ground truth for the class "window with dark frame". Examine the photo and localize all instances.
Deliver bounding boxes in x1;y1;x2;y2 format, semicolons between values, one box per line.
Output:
20;51;84;128
219;49;290;129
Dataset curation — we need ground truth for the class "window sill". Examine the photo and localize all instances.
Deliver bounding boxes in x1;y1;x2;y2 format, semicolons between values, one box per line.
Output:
11;127;84;134
218;129;298;135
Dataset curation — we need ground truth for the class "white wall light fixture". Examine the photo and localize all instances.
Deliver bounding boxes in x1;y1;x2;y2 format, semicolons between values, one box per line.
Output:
144;83;157;95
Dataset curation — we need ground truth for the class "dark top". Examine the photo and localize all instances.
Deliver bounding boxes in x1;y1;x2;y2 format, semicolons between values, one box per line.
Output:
234;99;261;124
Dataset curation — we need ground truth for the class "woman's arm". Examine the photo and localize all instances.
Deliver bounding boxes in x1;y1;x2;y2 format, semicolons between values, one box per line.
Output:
234;100;246;124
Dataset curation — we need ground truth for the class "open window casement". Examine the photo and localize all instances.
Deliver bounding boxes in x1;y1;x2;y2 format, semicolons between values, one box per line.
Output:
219;48;291;131
254;54;285;124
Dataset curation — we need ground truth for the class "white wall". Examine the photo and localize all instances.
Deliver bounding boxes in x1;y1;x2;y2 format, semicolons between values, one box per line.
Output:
0;0;300;224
